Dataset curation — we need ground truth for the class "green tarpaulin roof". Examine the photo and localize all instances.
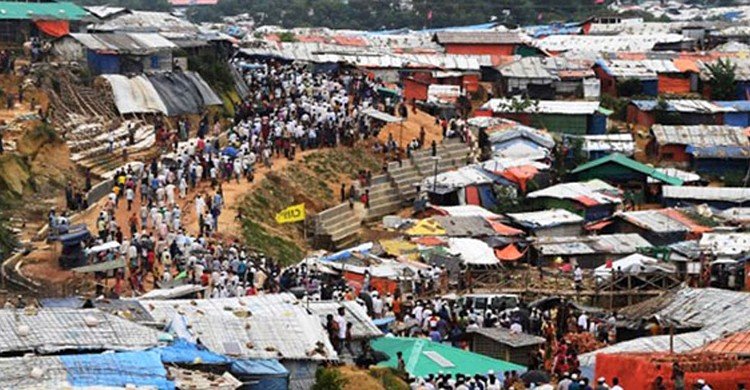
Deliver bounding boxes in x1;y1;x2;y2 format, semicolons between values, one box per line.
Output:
0;1;88;20
571;153;684;186
371;337;526;378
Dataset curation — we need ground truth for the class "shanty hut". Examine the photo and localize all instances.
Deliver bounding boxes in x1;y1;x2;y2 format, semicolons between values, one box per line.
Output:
433;31;527;56
533;233;652;269
578;133;636;160
607;208;711;246
526;180;622;222
594;59;698;97
649;124;750;171
0;1;89;44
467;327;545;366
141;294;338;390
486;122;555;160
627;99;730;128
571;153;683;203
478;98;610;135
662;186;750;210
52;32;177;74
507;209;584;237
498;56;597;99
714;100;750;126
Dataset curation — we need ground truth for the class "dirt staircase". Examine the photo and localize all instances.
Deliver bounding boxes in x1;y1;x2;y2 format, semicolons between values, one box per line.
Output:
363;174;402;223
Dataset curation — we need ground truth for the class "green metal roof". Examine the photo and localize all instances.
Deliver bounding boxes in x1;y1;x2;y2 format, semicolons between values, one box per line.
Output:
571;153;684;186
371;337;526;378
0;1;88;20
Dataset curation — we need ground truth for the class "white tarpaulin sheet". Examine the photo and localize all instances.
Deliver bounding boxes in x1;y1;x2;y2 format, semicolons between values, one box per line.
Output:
594;253;675;281
103;74;168;114
448;237;499;266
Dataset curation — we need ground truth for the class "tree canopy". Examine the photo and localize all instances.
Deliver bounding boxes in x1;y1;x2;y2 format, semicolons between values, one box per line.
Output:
78;0;609;29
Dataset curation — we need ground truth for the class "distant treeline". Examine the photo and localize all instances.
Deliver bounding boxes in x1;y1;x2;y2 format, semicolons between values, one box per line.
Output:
78;0;619;30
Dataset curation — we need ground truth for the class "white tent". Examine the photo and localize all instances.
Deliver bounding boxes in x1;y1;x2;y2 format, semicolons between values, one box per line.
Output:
594;253;675;281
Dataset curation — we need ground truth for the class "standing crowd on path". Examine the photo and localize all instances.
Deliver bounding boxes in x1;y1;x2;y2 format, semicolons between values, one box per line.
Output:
62;59;392;297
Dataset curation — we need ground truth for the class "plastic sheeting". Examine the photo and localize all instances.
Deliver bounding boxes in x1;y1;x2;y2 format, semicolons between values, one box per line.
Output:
103;72;221;116
35;20;69;38
231;359;289;390
448;237;500;266
59;351;174;389
154;338;231;365
103;74;168;114
148;72;222;116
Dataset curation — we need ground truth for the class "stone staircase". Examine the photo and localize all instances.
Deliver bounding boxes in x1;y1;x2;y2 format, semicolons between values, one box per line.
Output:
313;203;363;250
312;138;473;250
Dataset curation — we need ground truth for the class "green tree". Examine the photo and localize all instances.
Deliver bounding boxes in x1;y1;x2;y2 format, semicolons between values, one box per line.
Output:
706;58;737;101
312;368;348;390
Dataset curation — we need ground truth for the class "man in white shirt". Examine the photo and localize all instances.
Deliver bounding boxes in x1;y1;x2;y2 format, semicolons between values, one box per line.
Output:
578;312;589;332
334;306;347;353
371;291;383;319
610;377;623;390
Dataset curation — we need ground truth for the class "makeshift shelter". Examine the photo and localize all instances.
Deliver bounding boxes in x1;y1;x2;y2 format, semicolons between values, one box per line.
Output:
626;99;730;128
533;233;652;269
433;31;527;56
580;287;750;378
0;1;88;44
578;133;635;160
571;153;682;202
141;294;337;390
467;328;546;366
372;337;526;379
487;123;555;160
478;99;609;135
506;209;584;237
714;100;750;126
53;32;177;74
526;180;622;222
422;165;504;208
231;359;289;390
595;352;750;390
649;124;750;172
663;186;750;209
0;308;167;355
448;237;501;267
609;208;711;246
498;56;596;99
594;253;676;281
0;350;174;389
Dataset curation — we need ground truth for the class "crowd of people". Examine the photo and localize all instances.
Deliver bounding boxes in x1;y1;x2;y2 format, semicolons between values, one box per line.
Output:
69;59;395;298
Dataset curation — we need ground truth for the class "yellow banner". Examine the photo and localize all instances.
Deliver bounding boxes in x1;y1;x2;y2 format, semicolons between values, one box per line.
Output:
275;203;306;224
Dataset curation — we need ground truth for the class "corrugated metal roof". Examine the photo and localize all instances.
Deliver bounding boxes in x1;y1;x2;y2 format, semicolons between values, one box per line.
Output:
651;124;749;147
534;233;652;256
0;308;166;354
434;31;527;45
699;232;750;257
69;32;177;54
481;98;601;115
535;34;686;54
699;58;750;81
468;327;545;348
488;125;556;149
630;99;733;113
507;209;584;228
305;301;381;340
571;153;684;186
663;185;750;203
580;133;635;154
694;330;750;355
141;294;337;361
527;180;622;206
617;208;704;233
648;168;701;184
90;10;200;34
581;287;750;367
432;216;498;237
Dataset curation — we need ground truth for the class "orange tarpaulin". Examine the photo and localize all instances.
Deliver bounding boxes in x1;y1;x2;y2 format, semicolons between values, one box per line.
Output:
494;244;525;261
411;236;447;246
486;217;524;236
500;165;539;193
465;186;481;205
35;20;69;38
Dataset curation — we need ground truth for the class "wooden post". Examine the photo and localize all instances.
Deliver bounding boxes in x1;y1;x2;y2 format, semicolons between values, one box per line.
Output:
627;275;633;306
610;268;615;310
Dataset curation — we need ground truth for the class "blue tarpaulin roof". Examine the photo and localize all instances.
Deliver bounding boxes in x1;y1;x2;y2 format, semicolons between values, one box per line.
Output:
60;351;174;389
231;359;289;390
39;297;87;308
154;339;232;365
714;100;750;111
